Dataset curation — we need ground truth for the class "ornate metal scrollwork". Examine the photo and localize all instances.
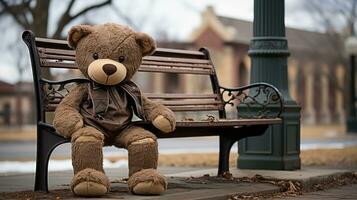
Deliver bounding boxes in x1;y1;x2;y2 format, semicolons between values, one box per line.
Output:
40;78;89;111
220;83;284;119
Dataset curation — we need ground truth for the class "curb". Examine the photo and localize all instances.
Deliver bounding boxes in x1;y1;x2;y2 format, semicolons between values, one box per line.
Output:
294;171;356;191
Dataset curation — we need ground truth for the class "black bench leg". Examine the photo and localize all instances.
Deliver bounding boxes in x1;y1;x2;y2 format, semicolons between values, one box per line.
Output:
34;139;50;192
34;127;67;192
217;125;270;176
218;135;237;176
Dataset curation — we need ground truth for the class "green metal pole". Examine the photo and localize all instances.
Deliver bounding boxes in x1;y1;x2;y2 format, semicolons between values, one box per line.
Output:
238;0;301;170
347;54;357;133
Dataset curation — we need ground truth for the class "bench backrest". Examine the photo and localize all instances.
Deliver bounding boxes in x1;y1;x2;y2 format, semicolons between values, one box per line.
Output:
22;31;226;123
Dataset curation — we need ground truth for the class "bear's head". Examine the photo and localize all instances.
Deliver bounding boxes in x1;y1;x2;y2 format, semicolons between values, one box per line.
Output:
68;23;156;85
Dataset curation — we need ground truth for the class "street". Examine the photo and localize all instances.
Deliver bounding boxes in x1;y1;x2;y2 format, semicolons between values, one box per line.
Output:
1;136;357;174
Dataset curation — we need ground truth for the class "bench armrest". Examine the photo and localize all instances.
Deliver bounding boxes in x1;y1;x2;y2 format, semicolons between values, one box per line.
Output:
39;78;90;112
220;82;284;119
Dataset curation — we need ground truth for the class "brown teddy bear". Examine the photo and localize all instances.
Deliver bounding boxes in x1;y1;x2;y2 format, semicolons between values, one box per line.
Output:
53;23;176;197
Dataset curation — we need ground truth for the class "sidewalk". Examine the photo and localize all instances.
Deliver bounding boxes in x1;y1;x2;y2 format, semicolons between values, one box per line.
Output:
0;167;280;200
280;184;357;199
0;167;355;199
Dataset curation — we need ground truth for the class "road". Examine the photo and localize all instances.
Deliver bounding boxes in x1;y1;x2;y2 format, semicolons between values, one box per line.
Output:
1;137;357;174
1;137;357;160
0;137;224;160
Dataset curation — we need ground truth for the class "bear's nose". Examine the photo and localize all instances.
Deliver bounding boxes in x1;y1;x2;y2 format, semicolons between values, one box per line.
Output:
102;64;117;76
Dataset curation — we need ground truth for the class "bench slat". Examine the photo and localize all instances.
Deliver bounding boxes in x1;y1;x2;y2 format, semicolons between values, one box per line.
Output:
145;93;218;99
166;105;222;112
48;99;222;106
131;118;281;138
142;60;212;69
40;60;77;69
132;118;281;138
144;56;210;64
39;54;76;61
153;100;222;106
45;93;218;102
139;65;213;75
45;104;222;112
46;96;222;109
175;118;282;127
36;38;69;46
38;47;75;56
154;48;205;56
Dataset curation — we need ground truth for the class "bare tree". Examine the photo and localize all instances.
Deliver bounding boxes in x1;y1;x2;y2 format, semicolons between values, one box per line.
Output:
302;0;356;35
299;1;356;66
0;0;112;38
0;0;173;80
0;0;112;78
301;0;357;62
300;0;357;106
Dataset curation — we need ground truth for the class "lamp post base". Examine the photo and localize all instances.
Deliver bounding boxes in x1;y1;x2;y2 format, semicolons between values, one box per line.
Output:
238;154;301;170
347;118;357;133
238;102;301;170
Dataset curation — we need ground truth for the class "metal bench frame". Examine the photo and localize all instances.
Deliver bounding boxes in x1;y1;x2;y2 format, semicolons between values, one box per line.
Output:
22;30;284;192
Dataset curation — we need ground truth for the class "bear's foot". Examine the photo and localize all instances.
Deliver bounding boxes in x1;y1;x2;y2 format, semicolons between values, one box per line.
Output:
71;168;109;197
128;169;167;195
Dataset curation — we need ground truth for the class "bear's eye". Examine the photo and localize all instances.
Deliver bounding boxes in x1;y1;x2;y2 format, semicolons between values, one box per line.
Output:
92;53;99;60
118;56;125;63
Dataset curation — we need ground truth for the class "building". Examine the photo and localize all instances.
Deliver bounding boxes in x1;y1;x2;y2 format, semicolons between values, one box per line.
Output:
0;80;35;126
152;6;347;125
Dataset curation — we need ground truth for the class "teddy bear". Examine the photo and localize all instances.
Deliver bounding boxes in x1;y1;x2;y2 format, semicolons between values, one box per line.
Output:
53;23;176;197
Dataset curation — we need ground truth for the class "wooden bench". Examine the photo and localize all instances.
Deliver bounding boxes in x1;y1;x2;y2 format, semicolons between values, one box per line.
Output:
22;30;284;192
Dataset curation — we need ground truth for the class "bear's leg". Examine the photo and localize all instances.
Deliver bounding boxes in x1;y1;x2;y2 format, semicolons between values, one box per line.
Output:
114;126;167;195
70;126;109;197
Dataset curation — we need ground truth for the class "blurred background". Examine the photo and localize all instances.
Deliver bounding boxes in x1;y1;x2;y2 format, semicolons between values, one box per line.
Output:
0;0;356;174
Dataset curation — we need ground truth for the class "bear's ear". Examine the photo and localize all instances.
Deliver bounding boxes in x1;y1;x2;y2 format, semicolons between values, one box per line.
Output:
67;25;93;49
135;32;156;56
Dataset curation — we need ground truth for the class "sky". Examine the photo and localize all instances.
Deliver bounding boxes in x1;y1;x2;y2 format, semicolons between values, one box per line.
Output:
0;0;318;84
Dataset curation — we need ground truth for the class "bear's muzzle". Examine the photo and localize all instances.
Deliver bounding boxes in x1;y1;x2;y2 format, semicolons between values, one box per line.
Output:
88;59;127;85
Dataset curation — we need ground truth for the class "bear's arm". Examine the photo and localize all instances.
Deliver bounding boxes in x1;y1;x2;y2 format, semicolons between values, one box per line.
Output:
142;95;176;133
53;83;88;138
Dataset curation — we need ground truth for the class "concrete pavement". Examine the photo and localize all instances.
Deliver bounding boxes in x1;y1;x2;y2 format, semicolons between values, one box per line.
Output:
280;184;357;199
0;166;203;192
0;167;356;199
0;166;280;200
170;167;355;190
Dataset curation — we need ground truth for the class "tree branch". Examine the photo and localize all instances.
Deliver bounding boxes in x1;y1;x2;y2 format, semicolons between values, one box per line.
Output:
52;0;75;38
350;0;357;35
52;0;111;38
71;0;111;20
111;4;139;30
64;0;76;16
21;0;33;14
0;9;5;17
110;0;156;31
0;0;30;29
